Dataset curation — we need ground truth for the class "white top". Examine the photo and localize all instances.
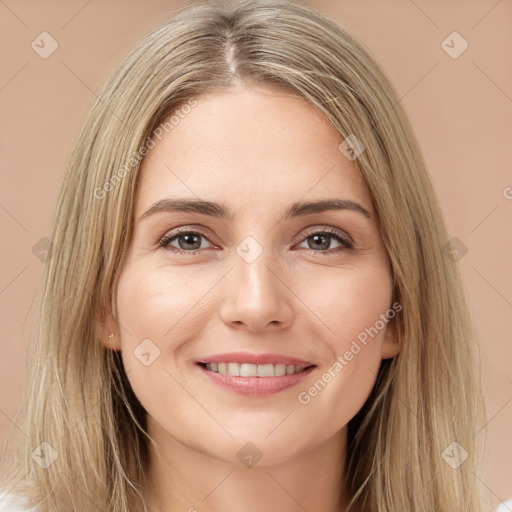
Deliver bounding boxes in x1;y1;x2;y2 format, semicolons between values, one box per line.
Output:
495;500;512;512
0;491;36;512
0;489;511;511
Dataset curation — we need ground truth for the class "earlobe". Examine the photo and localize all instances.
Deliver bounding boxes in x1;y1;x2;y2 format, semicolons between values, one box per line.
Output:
381;318;401;360
96;307;122;351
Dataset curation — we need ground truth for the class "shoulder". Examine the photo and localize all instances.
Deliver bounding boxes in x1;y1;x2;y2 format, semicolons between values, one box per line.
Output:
0;491;37;512
495;499;512;512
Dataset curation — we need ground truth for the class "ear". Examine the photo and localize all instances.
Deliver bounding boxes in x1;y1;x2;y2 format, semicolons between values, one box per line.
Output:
95;304;122;351
381;315;401;360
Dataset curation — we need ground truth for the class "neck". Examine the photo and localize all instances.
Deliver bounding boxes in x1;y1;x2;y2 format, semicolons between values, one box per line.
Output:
142;419;348;512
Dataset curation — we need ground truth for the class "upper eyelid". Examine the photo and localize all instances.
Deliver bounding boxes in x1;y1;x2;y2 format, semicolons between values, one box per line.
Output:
300;226;353;244
159;226;215;244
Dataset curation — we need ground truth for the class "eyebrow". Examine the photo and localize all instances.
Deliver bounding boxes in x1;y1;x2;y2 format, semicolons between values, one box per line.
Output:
139;198;373;222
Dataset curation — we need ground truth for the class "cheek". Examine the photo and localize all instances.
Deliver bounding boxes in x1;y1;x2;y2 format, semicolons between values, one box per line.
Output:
114;261;224;397
293;264;392;420
297;261;392;352
114;265;205;420
116;263;213;344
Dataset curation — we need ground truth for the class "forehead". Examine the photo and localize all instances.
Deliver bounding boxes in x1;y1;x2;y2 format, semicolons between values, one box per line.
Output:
135;85;370;215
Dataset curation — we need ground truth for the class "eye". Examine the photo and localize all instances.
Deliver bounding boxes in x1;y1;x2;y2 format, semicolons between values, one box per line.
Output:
157;226;354;255
157;227;216;254
294;227;353;254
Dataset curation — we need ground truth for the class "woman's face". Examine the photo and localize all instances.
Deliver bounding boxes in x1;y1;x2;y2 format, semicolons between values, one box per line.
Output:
108;84;399;466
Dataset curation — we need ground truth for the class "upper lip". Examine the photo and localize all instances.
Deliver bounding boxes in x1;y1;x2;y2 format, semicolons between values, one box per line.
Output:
196;351;315;366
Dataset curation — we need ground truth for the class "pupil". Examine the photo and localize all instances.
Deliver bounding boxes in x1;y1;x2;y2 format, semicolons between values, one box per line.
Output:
180;233;201;250
310;234;329;251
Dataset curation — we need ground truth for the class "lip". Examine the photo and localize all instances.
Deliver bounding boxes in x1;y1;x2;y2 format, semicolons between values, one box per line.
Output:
196;351;314;366
197;364;316;396
195;352;316;396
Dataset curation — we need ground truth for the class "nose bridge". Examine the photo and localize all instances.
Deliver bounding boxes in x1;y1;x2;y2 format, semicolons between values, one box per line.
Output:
233;234;281;301
219;234;293;329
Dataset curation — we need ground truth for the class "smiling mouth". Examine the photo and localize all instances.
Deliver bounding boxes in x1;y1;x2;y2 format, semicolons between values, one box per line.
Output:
197;362;316;377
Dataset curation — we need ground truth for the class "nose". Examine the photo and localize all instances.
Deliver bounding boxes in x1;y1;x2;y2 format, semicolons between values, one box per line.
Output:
219;247;294;332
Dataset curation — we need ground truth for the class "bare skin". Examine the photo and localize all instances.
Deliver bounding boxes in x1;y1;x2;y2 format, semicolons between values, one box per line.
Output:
99;84;400;512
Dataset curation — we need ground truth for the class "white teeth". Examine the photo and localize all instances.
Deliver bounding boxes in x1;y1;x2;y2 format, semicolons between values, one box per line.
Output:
240;363;257;377
227;362;240;376
274;364;286;377
204;362;309;376
257;363;274;377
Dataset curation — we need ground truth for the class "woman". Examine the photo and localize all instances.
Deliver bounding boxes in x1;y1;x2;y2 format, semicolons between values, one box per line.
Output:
0;1;497;510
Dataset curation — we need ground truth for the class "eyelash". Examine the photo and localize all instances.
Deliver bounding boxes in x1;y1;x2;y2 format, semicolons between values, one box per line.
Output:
157;226;354;256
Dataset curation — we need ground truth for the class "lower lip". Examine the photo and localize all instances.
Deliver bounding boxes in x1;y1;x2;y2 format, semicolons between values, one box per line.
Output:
196;364;316;396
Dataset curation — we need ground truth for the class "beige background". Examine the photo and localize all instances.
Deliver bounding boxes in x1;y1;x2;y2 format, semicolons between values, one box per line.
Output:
1;0;511;507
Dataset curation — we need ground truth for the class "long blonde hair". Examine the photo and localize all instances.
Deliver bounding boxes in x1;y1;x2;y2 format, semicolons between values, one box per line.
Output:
1;1;486;510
